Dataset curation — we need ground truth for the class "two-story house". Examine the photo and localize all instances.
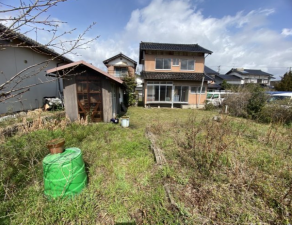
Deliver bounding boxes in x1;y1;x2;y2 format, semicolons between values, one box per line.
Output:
139;42;213;108
226;68;274;85
103;53;137;78
103;53;137;107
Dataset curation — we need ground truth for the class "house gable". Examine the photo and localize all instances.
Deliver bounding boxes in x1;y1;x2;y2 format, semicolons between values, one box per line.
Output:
103;53;137;78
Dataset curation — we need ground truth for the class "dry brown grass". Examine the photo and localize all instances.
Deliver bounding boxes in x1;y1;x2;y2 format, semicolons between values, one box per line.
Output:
148;113;292;224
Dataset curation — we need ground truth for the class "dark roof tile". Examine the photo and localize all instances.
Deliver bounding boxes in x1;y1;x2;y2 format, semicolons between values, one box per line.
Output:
141;71;213;81
205;66;219;75
103;53;137;68
139;42;212;63
0;24;72;63
216;75;242;81
226;68;274;78
140;42;212;54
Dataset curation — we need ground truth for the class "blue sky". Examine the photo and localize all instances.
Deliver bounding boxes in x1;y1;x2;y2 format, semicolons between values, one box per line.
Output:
2;0;292;78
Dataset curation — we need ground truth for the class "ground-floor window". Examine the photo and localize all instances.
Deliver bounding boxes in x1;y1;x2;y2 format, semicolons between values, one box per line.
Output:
147;82;172;102
190;86;206;94
174;86;188;102
146;82;207;103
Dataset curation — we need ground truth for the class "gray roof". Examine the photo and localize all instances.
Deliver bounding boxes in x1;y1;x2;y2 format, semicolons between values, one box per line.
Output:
0;24;72;63
226;68;274;78
103;53;137;69
208;83;222;89
216;74;242;81
141;71;213;81
139;42;212;63
205;66;219;75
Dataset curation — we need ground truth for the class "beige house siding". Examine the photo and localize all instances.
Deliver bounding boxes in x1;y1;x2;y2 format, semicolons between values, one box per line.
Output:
107;65;115;76
144;54;205;73
128;67;135;77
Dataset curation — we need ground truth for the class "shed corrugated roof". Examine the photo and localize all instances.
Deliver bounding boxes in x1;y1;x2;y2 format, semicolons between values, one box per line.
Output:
141;71;213;81
46;60;123;84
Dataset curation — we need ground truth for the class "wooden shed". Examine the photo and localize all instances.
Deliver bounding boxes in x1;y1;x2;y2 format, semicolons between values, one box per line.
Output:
46;60;124;122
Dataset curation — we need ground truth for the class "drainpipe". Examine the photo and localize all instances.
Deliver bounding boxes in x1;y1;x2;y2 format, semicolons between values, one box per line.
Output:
197;52;211;108
171;85;174;108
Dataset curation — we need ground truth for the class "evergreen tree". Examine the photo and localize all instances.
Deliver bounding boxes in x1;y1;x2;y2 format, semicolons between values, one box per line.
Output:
275;71;292;91
221;80;231;90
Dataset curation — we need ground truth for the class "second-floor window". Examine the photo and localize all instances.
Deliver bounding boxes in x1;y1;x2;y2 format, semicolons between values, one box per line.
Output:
115;67;128;77
156;58;171;70
173;58;179;66
181;59;195;70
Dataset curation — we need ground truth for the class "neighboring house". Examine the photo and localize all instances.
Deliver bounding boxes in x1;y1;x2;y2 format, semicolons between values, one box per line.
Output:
103;53;137;105
135;74;143;98
139;42;213;108
103;53;137;78
0;24;72;114
205;66;219;79
208;74;243;91
215;74;243;85
46;60;123;122
204;66;221;91
226;68;274;85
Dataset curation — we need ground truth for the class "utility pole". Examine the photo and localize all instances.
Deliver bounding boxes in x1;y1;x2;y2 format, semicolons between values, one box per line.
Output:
217;65;221;73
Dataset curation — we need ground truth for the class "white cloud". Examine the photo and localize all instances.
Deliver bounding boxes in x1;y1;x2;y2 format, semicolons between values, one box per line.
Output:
61;0;291;78
281;28;292;37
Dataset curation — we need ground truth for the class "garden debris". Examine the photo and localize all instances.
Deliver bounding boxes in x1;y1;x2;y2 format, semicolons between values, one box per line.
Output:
145;128;166;166
43;97;63;111
0;111;66;139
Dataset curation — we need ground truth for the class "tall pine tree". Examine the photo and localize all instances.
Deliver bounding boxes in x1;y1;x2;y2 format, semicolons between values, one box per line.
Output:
275;71;292;91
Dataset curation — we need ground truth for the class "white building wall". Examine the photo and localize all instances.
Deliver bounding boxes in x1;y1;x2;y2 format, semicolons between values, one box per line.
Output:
227;80;244;85
107;57;135;67
0;46;67;114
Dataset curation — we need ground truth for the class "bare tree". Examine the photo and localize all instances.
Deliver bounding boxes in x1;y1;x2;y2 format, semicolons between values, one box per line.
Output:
0;0;98;105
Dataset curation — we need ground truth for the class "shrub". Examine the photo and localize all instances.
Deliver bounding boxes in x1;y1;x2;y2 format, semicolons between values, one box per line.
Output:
259;101;292;124
222;87;251;118
246;84;267;119
222;84;267;119
122;76;136;107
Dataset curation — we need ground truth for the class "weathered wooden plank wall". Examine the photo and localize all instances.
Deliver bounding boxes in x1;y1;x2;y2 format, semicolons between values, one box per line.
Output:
63;76;78;121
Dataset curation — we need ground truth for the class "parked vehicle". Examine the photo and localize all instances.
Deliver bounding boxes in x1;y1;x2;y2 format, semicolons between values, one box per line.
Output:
267;93;292;108
268;93;292;102
206;92;232;106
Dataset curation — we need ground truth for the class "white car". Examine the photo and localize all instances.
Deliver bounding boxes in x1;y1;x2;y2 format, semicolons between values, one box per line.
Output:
206;92;232;106
267;93;292;108
268;93;292;102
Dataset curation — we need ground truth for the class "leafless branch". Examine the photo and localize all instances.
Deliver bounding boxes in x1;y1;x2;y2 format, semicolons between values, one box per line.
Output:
0;0;99;106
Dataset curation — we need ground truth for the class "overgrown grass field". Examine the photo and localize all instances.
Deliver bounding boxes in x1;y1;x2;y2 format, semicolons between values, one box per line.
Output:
1;107;291;224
